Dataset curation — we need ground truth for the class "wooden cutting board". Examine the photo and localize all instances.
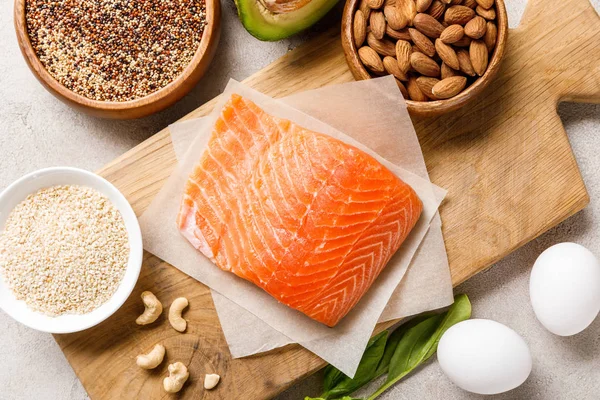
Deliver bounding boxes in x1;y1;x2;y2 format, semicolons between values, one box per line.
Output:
54;0;599;398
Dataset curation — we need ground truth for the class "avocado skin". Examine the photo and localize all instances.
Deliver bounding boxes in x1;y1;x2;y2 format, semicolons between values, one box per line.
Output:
235;0;339;41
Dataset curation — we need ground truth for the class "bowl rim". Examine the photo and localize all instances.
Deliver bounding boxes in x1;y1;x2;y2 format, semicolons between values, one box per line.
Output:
0;167;143;333
13;0;220;115
341;0;509;117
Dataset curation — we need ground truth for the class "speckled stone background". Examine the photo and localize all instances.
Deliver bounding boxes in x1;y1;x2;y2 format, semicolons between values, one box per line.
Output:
1;0;599;399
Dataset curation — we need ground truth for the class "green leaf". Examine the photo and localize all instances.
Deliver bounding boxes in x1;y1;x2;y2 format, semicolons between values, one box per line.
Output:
423;294;472;360
323;365;345;393
322;331;388;394
321;330;388;399
373;326;405;378
367;294;472;399
388;314;444;381
306;396;362;400
373;314;433;378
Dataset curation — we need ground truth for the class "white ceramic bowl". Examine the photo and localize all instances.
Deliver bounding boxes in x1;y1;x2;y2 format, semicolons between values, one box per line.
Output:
0;167;143;333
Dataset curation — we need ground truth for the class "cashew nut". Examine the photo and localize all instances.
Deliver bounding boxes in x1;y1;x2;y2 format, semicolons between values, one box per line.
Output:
204;373;220;390
168;297;189;332
136;344;165;369
135;291;163;325
163;362;189;393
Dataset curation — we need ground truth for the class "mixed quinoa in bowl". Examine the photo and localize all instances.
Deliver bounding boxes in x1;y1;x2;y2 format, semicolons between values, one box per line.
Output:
14;0;221;118
25;0;208;102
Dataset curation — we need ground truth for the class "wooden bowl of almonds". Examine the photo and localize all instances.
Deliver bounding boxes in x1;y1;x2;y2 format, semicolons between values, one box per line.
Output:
14;0;221;119
342;0;508;117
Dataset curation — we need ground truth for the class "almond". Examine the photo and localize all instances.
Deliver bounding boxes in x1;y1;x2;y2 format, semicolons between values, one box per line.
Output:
407;76;429;101
408;28;436;57
440;0;452;4
426;0;446;19
354;10;367;47
413;13;445;38
370;11;387;39
453;35;472;47
367;0;385;8
412;45;423;54
432;76;467;98
384;4;409;30
456;48;476;75
469;39;488;75
476;5;496;20
416;76;440;99
383;56;409;80
410;52;441;76
444;5;475;25
359;0;372;19
358;46;385;73
386;26;412;40
416;0;433;13
450;0;462;4
440;24;464;43
483;21;497;52
463;0;477;7
441;62;459;79
426;0;445;19
367;32;397;56
395;39;412;73
464;16;487;39
396;78;409;98
475;0;493;9
396;0;417;26
435;39;459;70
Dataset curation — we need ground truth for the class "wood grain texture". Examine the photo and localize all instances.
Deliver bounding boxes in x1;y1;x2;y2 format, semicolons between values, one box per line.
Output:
14;0;221;119
342;0;509;116
54;0;599;398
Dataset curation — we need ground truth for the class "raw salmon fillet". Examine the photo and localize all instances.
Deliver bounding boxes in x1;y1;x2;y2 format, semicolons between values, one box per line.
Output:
177;94;422;327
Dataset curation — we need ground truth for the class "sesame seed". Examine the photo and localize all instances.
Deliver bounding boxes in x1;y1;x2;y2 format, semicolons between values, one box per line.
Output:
0;185;130;316
25;0;207;102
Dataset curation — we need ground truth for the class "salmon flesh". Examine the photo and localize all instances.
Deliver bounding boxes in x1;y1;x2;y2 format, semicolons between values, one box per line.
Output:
177;94;422;327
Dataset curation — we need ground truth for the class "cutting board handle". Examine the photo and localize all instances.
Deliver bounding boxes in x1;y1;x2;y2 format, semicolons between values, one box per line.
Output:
516;0;600;104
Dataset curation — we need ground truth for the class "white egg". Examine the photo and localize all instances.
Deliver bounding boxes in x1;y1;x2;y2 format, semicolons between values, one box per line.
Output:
438;319;532;395
530;242;600;336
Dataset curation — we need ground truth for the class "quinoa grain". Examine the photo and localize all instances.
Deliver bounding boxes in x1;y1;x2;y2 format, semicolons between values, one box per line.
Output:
25;0;207;102
0;185;129;316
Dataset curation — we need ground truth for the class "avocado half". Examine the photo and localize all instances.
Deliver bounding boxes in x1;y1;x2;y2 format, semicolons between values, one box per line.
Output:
235;0;339;41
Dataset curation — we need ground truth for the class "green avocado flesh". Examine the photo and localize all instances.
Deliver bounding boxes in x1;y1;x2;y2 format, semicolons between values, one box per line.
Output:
235;0;339;41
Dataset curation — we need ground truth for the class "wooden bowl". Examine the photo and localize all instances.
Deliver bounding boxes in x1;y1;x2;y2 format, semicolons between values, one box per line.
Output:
341;0;508;117
14;0;221;119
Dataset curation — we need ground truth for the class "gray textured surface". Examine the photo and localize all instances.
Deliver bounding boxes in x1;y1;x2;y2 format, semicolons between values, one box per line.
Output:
0;0;599;399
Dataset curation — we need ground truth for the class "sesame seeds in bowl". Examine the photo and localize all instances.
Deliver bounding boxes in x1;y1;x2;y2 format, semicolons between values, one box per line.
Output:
0;167;143;333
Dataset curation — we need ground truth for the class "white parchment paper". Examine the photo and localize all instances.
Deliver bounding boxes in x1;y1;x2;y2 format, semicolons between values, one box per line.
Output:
169;77;453;361
139;77;450;377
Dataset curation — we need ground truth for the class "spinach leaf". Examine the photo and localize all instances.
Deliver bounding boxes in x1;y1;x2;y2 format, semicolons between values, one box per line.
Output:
321;330;388;399
423;294;471;360
306;397;362;400
367;294;472;399
373;313;433;378
307;295;471;400
373;325;406;378
389;315;443;378
323;365;345;393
